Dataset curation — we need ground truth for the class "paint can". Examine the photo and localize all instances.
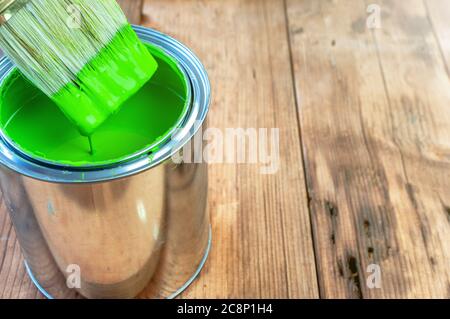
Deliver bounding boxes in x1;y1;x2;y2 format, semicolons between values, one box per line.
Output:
0;26;211;299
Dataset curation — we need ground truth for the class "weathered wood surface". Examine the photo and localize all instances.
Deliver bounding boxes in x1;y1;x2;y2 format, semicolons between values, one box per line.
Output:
286;0;450;298
117;0;144;25
1;0;449;299
142;0;318;299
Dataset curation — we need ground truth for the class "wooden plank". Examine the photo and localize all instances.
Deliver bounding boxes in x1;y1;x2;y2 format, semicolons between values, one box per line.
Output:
0;197;43;299
371;0;450;297
117;0;144;25
286;0;450;298
142;0;319;298
425;0;450;72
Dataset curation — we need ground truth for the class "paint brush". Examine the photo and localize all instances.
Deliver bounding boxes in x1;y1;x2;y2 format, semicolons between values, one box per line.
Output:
0;0;158;136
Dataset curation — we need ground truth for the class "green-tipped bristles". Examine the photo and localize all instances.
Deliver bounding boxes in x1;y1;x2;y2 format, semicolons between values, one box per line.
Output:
52;25;158;135
0;0;158;135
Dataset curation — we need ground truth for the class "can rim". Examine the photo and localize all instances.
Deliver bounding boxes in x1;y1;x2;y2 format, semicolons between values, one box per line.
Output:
0;26;211;183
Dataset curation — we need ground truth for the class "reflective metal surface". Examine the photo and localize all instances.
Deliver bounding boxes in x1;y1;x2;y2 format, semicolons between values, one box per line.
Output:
0;27;211;299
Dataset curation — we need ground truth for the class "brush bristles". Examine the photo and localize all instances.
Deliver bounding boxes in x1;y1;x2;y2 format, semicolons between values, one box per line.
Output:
0;0;158;135
0;0;127;95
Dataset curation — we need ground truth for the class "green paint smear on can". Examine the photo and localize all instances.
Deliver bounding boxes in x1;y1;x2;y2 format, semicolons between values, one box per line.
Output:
0;43;189;166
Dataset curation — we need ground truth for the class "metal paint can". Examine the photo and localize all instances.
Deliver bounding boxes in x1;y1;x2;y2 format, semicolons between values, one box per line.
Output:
0;26;211;299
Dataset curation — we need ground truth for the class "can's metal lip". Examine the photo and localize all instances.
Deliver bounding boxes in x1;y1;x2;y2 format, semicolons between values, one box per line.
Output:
0;26;211;183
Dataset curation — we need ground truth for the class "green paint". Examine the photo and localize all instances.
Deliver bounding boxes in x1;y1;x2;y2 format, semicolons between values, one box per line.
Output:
88;135;94;155
0;43;189;166
52;25;159;136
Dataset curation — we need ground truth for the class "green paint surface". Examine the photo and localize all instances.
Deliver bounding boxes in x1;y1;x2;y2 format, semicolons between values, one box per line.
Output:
0;44;188;166
52;25;159;136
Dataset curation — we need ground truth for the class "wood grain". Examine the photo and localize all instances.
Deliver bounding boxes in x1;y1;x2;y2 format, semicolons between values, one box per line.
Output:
286;0;450;298
117;0;143;25
425;0;450;72
142;0;319;298
0;196;44;299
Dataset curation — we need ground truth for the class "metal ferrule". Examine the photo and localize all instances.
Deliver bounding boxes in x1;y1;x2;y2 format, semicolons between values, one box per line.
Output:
0;0;29;25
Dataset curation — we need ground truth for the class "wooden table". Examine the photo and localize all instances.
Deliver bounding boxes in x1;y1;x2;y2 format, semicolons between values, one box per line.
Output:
1;0;449;299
